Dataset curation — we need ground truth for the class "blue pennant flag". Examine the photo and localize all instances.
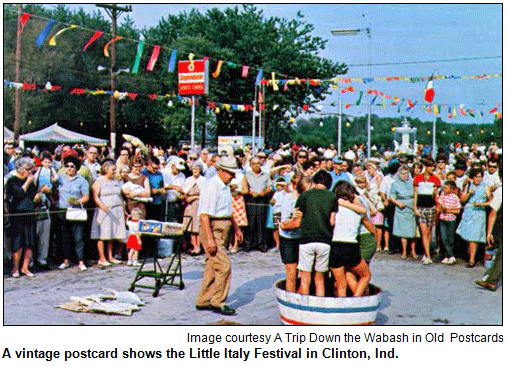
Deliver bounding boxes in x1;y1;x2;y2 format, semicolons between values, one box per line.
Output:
36;20;57;47
255;69;263;86
167;50;177;73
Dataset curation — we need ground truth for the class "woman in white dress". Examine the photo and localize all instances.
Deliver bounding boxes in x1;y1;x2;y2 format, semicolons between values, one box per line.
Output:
91;160;127;267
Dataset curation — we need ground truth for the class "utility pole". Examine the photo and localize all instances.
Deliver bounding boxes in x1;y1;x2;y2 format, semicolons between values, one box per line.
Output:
96;3;132;155
14;3;23;143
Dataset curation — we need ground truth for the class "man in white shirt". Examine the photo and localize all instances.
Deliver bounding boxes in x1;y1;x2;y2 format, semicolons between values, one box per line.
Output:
483;158;501;188
195;157;243;316
204;153;218;180
82;145;101;181
197;149;209;174
161;157;185;222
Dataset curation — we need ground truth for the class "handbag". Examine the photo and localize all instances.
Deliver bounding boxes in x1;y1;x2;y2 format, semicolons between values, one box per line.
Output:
66;203;87;221
35;204;50;221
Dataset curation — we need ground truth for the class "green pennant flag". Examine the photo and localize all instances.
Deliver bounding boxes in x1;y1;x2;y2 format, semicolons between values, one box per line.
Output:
397;99;405;113
355;91;363;106
132;40;145;74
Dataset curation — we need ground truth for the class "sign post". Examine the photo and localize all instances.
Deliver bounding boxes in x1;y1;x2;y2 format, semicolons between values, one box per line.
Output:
178;59;209;151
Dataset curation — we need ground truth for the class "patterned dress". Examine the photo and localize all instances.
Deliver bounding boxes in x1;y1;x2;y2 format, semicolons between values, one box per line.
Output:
90;176;127;241
456;182;487;243
230;172;248;227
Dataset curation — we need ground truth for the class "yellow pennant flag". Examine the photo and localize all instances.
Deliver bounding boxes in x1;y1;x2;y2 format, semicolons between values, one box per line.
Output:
433;104;439;115
212;60;223;78
49;25;77;46
103;36;122;57
271;72;279;91
453;108;457;117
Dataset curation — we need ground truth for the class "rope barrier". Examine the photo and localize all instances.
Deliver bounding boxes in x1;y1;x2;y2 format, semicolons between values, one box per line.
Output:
4;199;277;218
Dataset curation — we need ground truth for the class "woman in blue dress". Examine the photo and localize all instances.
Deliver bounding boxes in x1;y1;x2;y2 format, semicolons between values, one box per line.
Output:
456;168;491;267
389;166;417;259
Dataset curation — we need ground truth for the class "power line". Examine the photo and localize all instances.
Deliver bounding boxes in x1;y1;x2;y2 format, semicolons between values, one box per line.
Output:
349;56;502;67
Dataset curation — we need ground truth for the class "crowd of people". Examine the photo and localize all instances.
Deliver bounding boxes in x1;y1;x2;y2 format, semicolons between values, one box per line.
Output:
3;139;503;297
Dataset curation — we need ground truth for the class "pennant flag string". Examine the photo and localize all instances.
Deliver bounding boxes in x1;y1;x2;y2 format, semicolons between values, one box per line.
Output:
3;78;500;121
35;19;57;47
13;11;504;87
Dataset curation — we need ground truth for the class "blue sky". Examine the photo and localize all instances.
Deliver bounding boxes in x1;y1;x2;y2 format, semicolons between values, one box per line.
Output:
57;3;502;124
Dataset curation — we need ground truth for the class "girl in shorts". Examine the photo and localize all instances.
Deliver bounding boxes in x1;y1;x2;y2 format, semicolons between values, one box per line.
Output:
330;181;371;297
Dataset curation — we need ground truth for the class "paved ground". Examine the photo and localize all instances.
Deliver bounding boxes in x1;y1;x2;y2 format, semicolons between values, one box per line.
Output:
3;250;502;325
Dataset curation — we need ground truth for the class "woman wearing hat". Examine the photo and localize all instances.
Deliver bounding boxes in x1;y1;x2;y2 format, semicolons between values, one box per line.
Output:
55;155;90;271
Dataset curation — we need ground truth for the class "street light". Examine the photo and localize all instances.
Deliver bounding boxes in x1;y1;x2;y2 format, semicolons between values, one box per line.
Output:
331;26;372;159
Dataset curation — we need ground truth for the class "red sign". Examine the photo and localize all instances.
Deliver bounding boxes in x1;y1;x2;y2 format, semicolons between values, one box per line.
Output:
178;59;209;95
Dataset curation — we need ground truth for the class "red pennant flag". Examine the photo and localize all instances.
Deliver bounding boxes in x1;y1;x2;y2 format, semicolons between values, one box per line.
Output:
146;45;161;71
345;104;351;109
22;82;36;91
83;31;103;51
407;99;415;108
241;66;249;78
127;93;138;100
489;107;498;113
148;94;158;100
424;75;435;103
70;88;86;95
18;13;31;34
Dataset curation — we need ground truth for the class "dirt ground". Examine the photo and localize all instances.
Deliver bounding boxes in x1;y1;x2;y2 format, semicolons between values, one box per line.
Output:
2;250;502;325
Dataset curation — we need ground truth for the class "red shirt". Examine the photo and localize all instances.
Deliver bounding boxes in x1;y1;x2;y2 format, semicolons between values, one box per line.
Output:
413;174;441;207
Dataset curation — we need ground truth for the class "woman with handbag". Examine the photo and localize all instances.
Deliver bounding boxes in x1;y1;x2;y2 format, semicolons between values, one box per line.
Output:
55;155;90;271
91;160;127;267
6;157;38;277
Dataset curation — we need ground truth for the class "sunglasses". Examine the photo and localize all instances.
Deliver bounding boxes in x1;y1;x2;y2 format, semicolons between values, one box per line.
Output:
298;155;307;159
65;164;76;169
488;165;498;168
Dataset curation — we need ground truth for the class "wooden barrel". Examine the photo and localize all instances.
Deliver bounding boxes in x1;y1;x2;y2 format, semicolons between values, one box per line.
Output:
275;279;381;325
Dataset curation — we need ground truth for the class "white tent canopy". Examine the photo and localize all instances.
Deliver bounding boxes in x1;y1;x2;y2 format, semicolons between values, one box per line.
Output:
19;123;108;145
4;127;14;142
